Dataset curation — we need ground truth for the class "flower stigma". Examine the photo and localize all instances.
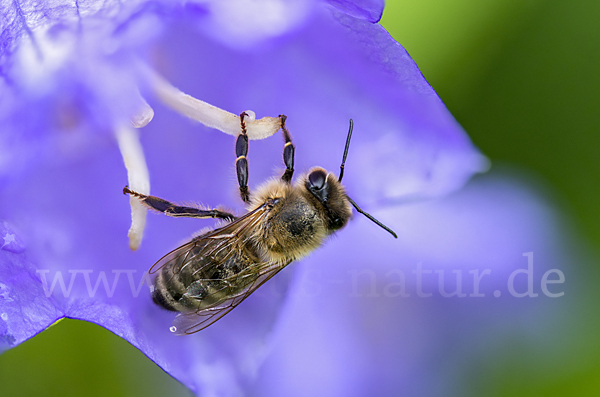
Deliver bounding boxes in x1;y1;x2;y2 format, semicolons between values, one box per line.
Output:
139;63;281;139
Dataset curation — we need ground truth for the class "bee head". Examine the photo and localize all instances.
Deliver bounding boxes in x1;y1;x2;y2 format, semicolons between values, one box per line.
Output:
304;167;352;231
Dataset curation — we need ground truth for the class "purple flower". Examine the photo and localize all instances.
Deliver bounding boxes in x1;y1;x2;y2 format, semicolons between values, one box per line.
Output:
0;0;533;394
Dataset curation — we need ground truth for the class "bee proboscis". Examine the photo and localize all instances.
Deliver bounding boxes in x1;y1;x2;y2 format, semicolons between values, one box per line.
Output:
124;113;396;335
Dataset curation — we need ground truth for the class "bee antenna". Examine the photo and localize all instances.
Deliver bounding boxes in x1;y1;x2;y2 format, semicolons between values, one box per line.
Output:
338;119;353;182
347;196;398;238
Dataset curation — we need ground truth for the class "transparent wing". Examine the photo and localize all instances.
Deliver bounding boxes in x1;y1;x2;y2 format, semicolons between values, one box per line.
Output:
149;204;269;276
148;203;290;334
170;260;290;335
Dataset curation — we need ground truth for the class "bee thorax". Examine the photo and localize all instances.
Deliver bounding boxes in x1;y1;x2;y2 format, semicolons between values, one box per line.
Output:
256;193;328;261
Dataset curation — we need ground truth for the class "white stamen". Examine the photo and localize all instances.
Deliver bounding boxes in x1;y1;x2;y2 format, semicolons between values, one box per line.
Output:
130;89;155;128
115;125;150;251
139;64;281;139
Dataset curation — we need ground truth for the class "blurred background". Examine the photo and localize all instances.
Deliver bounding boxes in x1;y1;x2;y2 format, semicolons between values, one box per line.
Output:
1;0;599;395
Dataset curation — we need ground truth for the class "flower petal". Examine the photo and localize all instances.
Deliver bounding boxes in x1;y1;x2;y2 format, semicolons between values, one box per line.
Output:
1;1;488;395
252;173;573;396
324;0;385;23
0;223;62;352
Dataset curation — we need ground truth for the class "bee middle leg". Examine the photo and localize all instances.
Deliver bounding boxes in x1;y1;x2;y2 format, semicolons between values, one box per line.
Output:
280;114;295;184
236;112;251;203
123;187;235;221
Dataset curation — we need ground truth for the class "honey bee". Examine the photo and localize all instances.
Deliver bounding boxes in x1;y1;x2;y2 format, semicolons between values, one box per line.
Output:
124;113;396;335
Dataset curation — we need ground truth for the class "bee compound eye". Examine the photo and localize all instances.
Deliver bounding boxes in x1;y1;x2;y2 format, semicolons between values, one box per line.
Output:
308;170;327;190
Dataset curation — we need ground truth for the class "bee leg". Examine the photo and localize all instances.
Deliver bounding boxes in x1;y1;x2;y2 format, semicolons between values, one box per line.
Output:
236;112;251;203
280;114;295;184
123;187;235;221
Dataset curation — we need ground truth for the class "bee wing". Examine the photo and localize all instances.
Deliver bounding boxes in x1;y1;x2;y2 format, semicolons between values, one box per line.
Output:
149;239;201;275
170;260;290;335
149;204;270;276
148;203;286;334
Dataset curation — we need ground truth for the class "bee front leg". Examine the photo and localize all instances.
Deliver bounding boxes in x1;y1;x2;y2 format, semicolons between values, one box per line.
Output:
280;114;295;184
236;112;251;203
123;187;235;221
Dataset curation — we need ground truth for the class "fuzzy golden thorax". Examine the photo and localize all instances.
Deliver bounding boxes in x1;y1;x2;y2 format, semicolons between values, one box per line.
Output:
247;168;352;263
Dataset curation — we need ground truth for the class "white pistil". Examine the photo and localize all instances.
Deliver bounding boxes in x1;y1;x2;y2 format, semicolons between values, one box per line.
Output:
139;64;281;140
116;125;150;251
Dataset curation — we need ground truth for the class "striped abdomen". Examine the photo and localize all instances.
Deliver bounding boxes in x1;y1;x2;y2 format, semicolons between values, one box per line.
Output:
152;239;262;313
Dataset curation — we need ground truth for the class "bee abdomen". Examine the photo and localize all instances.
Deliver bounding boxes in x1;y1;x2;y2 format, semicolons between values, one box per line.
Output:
152;269;189;312
151;279;214;312
152;284;180;312
152;247;259;313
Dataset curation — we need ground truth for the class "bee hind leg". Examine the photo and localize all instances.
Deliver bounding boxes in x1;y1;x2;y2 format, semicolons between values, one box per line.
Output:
279;114;294;184
123;187;235;221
